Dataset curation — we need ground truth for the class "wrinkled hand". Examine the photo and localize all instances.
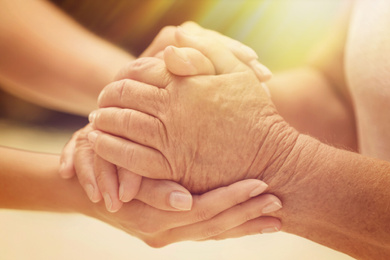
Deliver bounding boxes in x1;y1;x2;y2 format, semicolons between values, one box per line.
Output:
59;42;220;211
88;27;298;193
58;25;285;245
61;125;284;245
60;124;193;212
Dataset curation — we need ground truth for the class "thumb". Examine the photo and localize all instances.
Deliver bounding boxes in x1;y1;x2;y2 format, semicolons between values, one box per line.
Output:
163;46;215;76
135;179;193;211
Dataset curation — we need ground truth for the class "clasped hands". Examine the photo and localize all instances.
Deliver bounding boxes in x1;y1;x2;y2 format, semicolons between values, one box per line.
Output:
60;22;295;247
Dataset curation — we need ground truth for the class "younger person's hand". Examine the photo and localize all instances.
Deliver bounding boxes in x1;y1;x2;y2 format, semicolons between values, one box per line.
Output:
141;21;272;82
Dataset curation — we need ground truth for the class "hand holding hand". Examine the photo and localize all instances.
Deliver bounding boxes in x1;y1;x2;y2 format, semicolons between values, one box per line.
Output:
59;124;192;212
88;27;298;193
92;179;282;248
58;41;221;211
141;21;272;82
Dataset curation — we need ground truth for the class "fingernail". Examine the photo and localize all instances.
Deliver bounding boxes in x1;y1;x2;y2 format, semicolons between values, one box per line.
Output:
170;46;189;63
261;226;280;234
103;192;113;212
249;182;268;197
88;111;97;124
241;45;258;60
87;131;98;145
119;184;126;202
85;184;95;202
169;191;192;211
262;201;282;214
250;60;272;81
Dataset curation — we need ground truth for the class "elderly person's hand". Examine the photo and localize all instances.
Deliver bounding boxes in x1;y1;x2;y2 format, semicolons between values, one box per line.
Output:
60;120;283;245
59;23;274;211
60;123;194;211
87;26;297;194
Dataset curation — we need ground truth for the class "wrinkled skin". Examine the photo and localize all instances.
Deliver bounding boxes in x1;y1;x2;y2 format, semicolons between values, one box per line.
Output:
63;120;283;247
89;27;297;193
60;21;273;208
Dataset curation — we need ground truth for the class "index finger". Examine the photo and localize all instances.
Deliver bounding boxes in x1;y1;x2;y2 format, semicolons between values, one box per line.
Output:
97;79;165;117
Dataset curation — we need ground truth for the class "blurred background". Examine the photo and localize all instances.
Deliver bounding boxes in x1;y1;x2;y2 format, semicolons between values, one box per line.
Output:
0;0;354;259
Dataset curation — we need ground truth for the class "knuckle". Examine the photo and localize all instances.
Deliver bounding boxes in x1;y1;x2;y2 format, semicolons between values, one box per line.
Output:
120;109;133;136
154;89;170;116
243;211;257;222
158;25;176;36
127;57;162;79
99;80;126;107
201;225;225;238
155;117;168;148
117;59;149;80
121;143;135;169
94;169;106;186
116;79;128;106
194;207;212;222
128;57;150;72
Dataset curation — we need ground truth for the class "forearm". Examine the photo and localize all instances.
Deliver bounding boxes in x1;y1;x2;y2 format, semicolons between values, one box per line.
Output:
0;0;133;116
268;67;357;151
0;146;93;215
266;134;390;259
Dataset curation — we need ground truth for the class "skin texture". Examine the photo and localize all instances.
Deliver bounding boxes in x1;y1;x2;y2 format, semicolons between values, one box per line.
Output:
88;24;390;259
0;146;282;248
88;27;295;195
0;0;283;246
61;22;275;212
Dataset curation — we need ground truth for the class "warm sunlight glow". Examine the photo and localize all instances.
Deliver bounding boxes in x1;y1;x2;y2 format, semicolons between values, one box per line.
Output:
195;0;342;71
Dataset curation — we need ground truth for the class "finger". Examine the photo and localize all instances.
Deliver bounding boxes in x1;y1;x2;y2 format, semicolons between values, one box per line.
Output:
181;21;258;62
114;57;171;88
118;168;142;203
72;129;102;203
89;107;165;151
161;179;269;227
181;21;272;81
205;216;282;241
163;46;215;76
135;179;193;211
154;51;164;60
116;179;268;243
59;132;77;179
175;26;248;75
94;155;123;213
97;79;165;117
140;25;177;58
88;130;172;180
163;194;282;243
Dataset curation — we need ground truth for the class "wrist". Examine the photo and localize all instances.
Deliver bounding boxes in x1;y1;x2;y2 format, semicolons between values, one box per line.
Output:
259;132;327;230
248;115;301;187
261;133;319;194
